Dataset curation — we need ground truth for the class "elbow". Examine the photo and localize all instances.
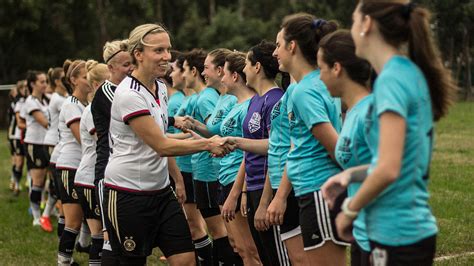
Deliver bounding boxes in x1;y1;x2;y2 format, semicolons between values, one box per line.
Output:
378;162;401;183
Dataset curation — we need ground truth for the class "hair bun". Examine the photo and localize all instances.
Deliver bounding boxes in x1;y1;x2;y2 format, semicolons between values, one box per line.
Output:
86;59;99;72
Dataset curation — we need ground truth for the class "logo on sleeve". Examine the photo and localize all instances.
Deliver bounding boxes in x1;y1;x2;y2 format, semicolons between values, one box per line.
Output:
336;137;352;165
212;110;225;125
248;112;261;133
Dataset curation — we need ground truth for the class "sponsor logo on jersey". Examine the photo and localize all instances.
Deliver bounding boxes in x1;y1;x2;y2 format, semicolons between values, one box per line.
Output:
248;112;261;133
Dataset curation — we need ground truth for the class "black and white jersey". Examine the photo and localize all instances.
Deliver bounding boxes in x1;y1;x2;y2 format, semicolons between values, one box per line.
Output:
105;76;169;192
23;95;49;145
91;80;116;183
75;105;96;188
56;96;86;169
8;100;18;140
44;92;67;146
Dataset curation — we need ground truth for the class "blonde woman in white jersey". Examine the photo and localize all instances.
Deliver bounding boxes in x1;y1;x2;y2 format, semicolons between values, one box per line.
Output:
23;71;49;227
56;59;93;265
103;23;230;265
74;60;110;266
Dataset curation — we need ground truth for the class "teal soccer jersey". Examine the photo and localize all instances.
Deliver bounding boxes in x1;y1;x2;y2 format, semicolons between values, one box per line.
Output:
335;95;373;251
167;91;185;134
286;70;342;196
218;99;250;186
268;84;296;189
175;94;198;173
191;87;220;182
364;56;438;246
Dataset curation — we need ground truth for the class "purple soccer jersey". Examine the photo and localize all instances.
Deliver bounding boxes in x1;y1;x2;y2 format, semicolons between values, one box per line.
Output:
242;88;283;191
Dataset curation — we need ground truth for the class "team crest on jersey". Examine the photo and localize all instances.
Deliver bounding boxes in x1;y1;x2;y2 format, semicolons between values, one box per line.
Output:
71;189;78;200
248;112;261;133
288;112;296;130
271;101;282;121
212;110;225;125
123;236;136;251
94;205;100;216
336;137;352;165
222;118;236;135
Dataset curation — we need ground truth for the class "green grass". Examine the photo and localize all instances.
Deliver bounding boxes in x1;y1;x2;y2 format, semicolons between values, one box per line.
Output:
0;102;473;265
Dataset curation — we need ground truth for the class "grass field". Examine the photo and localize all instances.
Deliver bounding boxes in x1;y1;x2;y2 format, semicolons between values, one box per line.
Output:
0;102;473;265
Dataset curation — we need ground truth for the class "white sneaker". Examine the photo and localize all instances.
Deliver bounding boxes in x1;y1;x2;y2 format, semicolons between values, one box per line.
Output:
32;218;41;226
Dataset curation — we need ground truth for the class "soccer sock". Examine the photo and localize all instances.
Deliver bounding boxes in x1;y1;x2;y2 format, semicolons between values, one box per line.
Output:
89;233;104;266
194;235;213;266
213;236;236;265
13;166;22;187
42;194;56;218
30;186;43;220
58;227;79;265
78;221;91;247
57;216;65;239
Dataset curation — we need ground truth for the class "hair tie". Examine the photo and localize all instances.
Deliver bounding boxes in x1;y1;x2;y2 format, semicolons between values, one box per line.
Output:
401;2;416;20
105;50;124;63
311;19;327;30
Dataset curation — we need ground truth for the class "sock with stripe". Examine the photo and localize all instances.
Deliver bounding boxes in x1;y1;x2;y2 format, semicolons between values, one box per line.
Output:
30;186;43;220
89;233;104;266
58;227;79;265
57;216;65;239
213;236;236;265
194;235;213;266
78;221;91;247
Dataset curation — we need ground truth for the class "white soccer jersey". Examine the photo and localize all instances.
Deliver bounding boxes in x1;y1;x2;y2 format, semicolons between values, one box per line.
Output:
75;105;96;187
10;98;25;139
44;92;67;146
105;76;170;192
56;96;86;169
23;95;49;145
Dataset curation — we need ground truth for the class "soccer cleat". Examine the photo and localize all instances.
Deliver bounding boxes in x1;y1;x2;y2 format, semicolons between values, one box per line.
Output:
40;216;53;232
32;218;41;227
75;242;91;254
9;180;15;191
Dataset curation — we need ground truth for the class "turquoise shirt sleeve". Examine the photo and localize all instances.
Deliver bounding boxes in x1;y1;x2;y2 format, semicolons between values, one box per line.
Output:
293;85;331;131
375;74;409;119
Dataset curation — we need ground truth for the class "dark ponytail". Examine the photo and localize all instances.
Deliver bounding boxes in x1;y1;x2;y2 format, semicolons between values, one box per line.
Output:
359;1;457;121
281;13;338;66
319;30;371;87
26;70;43;94
248;40;280;80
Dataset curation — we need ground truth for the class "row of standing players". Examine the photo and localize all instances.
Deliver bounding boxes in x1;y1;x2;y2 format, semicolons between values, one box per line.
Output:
7;3;457;266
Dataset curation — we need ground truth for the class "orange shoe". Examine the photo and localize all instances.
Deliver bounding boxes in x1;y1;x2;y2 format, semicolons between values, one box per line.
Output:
39;216;53;232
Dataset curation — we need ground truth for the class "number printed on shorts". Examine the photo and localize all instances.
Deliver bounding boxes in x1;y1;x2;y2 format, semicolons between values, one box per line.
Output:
371;247;388;266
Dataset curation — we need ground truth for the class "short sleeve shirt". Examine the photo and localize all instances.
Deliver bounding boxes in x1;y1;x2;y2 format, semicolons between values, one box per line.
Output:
44;92;67;146
24;95;49;145
75;105;97;187
105;76;170;192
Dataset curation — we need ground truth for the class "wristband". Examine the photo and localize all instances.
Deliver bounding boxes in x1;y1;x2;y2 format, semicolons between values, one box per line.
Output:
341;197;358;219
168;116;175;127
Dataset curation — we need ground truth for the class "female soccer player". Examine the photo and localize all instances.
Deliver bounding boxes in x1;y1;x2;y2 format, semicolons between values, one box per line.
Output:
23;71;49;227
102;23;229;265
74;60;110;265
272;13;349;265
322;2;456;265
41;67;68;233
56;59;92;265
90;39;132;264
221;40;289;266
317;30;372;266
218;51;261;265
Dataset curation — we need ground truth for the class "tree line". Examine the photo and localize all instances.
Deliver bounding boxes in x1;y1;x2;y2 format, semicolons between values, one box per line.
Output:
0;0;472;98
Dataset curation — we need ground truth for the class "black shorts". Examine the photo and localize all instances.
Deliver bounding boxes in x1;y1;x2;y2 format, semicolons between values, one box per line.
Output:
103;186;194;259
182;172;196;204
8;139;15;155
217;182;241;211
247;189;290;266
274;189;301;241
194;180;220;218
298;190;350;250
369;235;436;266
12;139;25;156
76;185;101;220
351;242;370;266
57;169;80;204
25;143;49;169
51;167;62;200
